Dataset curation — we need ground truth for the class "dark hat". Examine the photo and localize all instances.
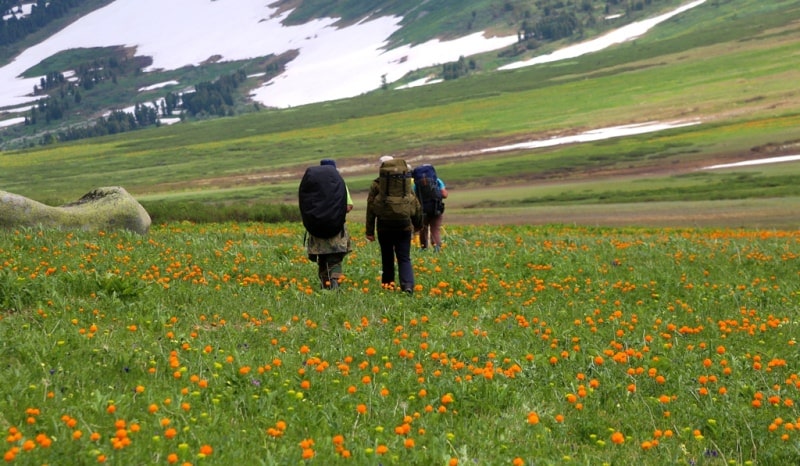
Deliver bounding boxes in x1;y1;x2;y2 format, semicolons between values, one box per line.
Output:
320;159;336;167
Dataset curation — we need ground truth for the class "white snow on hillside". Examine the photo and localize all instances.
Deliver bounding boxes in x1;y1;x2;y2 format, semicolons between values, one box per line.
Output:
0;0;711;115
702;155;800;170
2;3;34;21
138;80;179;92
481;121;700;153
0;0;516;111
500;0;707;70
0;116;25;127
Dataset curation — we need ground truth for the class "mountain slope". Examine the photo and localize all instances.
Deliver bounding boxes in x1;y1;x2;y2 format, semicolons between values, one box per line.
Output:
0;0;698;148
0;0;799;227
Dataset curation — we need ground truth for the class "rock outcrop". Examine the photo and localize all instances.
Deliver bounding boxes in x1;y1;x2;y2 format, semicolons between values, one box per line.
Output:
0;187;151;234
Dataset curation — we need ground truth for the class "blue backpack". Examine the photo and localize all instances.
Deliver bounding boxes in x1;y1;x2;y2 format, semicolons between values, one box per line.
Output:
412;164;444;217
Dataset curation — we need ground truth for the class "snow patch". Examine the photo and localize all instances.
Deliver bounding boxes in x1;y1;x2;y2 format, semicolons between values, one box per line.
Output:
2;3;34;21
481;120;700;153
0;117;26;128
138;80;179;92
702;155;800;170
500;0;707;70
396;76;443;89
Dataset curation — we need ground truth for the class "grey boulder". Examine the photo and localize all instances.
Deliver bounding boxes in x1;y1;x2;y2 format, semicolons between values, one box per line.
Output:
0;187;151;234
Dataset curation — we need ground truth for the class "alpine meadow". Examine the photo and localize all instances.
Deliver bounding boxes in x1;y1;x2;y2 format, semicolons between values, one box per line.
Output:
1;0;800;465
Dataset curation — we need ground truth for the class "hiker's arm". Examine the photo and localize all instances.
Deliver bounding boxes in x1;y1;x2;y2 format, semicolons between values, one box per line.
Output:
365;181;377;239
346;186;354;213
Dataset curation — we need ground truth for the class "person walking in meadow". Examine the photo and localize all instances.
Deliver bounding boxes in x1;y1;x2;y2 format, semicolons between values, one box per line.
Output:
365;156;422;294
412;164;447;252
298;159;353;290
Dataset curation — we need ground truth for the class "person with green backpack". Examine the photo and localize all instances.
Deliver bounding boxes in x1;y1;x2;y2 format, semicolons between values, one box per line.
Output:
365;156;422;295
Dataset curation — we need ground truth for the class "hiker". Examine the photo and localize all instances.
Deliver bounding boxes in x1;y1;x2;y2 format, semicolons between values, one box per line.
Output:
365;157;422;294
412;164;448;251
298;159;353;290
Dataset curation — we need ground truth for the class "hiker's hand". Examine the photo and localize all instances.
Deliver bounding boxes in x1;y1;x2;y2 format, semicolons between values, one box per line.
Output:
366;235;375;242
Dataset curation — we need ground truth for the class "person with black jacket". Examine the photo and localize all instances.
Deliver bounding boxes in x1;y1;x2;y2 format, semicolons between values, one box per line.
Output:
365;156;421;294
303;159;353;289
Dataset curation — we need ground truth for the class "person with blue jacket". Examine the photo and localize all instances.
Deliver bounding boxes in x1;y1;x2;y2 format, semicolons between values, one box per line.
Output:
413;165;447;252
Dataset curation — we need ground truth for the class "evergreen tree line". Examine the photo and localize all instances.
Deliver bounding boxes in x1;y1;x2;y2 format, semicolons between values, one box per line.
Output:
32;54;144;96
26;91;71;125
26;72;81;125
515;0;664;43
172;69;248;117
27;54;146;128
43;104;160;145
36;68;250;145
519;12;581;41
0;0;87;46
36;71;67;92
442;56;476;81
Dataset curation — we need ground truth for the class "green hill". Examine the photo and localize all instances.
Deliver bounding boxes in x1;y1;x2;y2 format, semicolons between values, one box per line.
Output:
1;0;799;228
0;0;700;148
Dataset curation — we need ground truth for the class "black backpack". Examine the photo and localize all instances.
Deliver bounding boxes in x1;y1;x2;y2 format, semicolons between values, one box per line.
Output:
298;165;347;238
412;164;444;217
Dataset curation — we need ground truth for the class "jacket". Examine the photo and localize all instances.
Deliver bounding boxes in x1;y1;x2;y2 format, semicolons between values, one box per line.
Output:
307;226;351;260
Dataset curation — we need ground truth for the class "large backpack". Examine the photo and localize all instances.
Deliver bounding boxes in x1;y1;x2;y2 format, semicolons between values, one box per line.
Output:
412;164;444;217
298;165;347;238
371;158;418;221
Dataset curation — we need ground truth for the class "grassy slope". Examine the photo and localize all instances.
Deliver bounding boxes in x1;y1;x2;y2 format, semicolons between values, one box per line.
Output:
0;0;672;148
1;0;799;228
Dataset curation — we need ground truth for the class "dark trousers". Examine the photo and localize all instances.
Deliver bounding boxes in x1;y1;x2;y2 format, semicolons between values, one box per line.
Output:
419;213;443;249
316;252;346;289
377;229;414;291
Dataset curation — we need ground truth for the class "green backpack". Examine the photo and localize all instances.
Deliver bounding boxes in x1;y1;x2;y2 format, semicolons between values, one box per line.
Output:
372;158;418;221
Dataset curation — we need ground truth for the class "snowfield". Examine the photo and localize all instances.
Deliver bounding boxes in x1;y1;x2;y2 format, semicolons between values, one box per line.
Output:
0;0;707;112
0;0;515;110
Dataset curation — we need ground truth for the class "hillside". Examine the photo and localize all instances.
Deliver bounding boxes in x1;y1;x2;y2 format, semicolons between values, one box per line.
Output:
0;0;799;228
0;0;693;149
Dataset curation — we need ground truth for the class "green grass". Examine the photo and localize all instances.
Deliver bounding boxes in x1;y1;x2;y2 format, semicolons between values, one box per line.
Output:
1;223;798;464
1;4;799;463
